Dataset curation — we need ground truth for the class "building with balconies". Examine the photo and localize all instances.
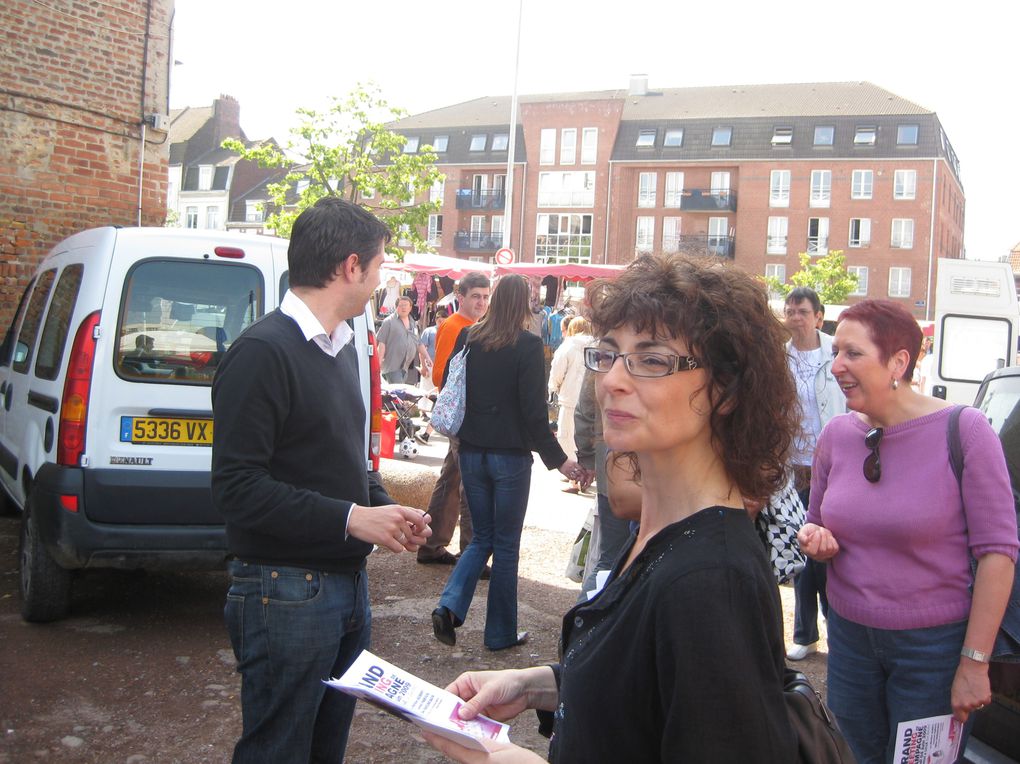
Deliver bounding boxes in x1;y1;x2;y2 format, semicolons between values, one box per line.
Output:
391;79;965;317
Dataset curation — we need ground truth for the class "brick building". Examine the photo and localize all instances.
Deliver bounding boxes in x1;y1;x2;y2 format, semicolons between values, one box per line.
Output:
393;79;965;317
0;0;174;326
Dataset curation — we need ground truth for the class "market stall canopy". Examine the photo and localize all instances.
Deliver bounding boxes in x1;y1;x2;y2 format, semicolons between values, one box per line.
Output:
383;253;494;279
495;262;625;281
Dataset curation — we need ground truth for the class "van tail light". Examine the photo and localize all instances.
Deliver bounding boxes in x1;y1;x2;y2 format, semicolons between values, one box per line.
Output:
58;310;101;466
368;327;382;472
214;246;245;259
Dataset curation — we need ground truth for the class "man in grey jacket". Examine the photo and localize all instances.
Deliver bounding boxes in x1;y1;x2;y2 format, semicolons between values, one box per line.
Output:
783;286;845;660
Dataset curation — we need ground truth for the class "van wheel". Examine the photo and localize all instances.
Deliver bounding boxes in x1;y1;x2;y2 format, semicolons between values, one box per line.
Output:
19;494;72;622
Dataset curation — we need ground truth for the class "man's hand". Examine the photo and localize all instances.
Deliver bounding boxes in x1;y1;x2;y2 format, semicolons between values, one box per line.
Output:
348;505;431;553
797;522;840;561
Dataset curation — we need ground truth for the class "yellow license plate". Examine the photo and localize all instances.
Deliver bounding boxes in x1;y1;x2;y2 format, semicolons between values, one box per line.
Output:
120;416;213;446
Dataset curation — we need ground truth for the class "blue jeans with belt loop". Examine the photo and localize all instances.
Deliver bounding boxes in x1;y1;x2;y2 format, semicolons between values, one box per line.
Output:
439;448;533;649
826;608;973;764
225;560;371;764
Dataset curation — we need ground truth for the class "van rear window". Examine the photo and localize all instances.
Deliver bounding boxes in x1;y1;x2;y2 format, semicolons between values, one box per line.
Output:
116;260;264;385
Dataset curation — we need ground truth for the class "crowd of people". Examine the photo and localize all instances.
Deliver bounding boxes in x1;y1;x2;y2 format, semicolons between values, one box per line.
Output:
210;196;1017;764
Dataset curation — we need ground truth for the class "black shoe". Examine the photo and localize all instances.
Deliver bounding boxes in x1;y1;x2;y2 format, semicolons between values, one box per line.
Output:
479;565;492;580
418;550;459;565
419;431;430;443
487;631;528;651
432;606;457;646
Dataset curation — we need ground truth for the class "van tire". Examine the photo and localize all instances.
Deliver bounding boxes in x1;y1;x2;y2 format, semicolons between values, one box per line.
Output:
19;494;72;622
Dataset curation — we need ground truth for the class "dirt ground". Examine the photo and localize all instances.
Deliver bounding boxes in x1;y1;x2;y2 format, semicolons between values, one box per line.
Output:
0;505;828;763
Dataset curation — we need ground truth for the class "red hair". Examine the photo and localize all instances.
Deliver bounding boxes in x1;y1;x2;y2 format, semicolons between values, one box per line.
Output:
838;299;922;380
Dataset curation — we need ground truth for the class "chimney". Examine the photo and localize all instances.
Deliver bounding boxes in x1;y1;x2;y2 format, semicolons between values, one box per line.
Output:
629;74;648;97
213;94;242;145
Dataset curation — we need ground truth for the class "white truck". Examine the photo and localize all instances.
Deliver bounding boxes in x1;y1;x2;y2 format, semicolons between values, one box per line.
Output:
930;258;1020;404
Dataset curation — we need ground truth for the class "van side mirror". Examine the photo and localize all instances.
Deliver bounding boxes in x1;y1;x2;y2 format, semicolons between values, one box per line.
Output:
932;385;947;400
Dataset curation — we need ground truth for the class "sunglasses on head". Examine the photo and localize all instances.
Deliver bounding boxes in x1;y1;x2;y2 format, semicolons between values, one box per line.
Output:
863;427;883;483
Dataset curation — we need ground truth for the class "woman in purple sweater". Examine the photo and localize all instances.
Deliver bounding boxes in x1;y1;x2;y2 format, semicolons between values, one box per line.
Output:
798;299;1018;764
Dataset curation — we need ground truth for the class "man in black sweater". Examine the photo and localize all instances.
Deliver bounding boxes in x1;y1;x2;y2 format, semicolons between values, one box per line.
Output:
212;197;431;764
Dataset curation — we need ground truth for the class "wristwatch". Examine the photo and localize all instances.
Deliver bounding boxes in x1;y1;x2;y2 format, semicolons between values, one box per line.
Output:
960;646;991;663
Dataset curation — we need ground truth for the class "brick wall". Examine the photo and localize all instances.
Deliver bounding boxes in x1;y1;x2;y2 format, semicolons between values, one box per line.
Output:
0;0;173;326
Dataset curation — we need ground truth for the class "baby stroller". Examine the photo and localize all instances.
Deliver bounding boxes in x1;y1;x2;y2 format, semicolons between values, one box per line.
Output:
381;384;425;444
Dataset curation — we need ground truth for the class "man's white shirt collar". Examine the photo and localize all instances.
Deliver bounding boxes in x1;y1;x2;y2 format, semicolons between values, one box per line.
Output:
280;289;353;357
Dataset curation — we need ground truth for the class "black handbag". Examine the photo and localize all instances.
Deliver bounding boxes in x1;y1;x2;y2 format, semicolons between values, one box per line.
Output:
784;668;857;763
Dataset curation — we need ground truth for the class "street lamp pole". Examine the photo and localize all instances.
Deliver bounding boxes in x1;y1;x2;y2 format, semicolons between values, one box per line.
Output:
501;0;523;252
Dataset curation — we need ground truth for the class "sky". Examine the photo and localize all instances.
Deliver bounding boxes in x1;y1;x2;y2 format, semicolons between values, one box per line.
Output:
168;0;1018;261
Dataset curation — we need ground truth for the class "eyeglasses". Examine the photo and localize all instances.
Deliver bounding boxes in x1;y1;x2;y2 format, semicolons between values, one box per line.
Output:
583;347;700;378
863;427;883;483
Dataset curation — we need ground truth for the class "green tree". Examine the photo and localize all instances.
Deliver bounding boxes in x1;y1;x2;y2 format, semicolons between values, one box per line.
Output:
223;83;443;256
765;250;859;305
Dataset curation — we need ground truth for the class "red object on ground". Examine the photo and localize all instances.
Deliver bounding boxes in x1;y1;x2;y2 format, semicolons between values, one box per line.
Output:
380;412;397;459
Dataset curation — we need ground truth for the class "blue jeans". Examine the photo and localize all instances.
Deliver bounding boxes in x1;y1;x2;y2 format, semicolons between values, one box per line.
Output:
225;561;371;764
792;486;829;645
826;608;972;764
439;448;533;649
579;492;633;601
383;368;407;384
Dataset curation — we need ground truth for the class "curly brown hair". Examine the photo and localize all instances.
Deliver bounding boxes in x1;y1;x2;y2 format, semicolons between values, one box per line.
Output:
587;254;798;502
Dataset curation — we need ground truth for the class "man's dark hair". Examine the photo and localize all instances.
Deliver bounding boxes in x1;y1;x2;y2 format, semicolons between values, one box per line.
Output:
785;286;822;314
457;271;491;296
287;197;391;288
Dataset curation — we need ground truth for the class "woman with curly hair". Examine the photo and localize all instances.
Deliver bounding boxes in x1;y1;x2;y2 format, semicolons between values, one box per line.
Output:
422;254;800;762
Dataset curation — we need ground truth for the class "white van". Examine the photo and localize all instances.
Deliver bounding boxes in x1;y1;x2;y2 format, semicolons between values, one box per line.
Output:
930;258;1020;404
0;227;382;622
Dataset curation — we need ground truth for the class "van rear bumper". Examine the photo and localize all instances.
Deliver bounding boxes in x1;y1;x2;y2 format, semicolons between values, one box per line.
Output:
33;463;227;570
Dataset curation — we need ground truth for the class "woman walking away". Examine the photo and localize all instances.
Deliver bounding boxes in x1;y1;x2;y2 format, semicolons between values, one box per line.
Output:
431;274;585;651
799;298;1018;764
549;316;594;467
423;254;800;762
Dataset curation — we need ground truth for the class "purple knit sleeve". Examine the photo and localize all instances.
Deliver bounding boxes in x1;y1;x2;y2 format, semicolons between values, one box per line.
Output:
806;418;836;526
960;407;1020;561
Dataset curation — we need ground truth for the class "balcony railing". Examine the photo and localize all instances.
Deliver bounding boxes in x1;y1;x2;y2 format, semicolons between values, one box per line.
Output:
537;190;595;207
766;235;788;254
664;234;735;259
454;231;502;253
679;189;737;212
807;236;829;255
455;189;506;210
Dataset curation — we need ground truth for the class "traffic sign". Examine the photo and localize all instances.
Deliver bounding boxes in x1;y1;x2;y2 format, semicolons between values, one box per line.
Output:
494;247;515;265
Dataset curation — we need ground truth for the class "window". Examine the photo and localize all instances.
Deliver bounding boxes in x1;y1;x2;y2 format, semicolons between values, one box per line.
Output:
664;172;684;207
897;124;919;145
296;179;310;196
807;217;829;255
427;214;443;246
581;128;598;163
34;264;84;381
403;136;419;153
810;170;831;207
854;126;877;145
535;213;593;263
711;127;732;147
432;135;449;152
663;128;684;147
711;172;730;195
470;134;487;152
894;169;917;200
116;260;263;385
891;219;914;249
848;218;871;248
492;133;509;151
361;186;375;200
198;165;213;191
636;217;655;252
847;266;869;296
491;215;504;239
637;172;657;208
185;206;198;229
206;206;219;229
813;126;835;146
635;129;656;147
245;201;262;222
770;170;791;207
560;128;576;164
540;128;556;164
708;217;730;257
401;181;415;207
13;269;56;374
662;217;681;253
469;215;485;245
430;178;445;203
851;170;873;200
771;127;793;146
766;217;788;254
889;267;912;298
537;171;595;207
765;264;786;297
